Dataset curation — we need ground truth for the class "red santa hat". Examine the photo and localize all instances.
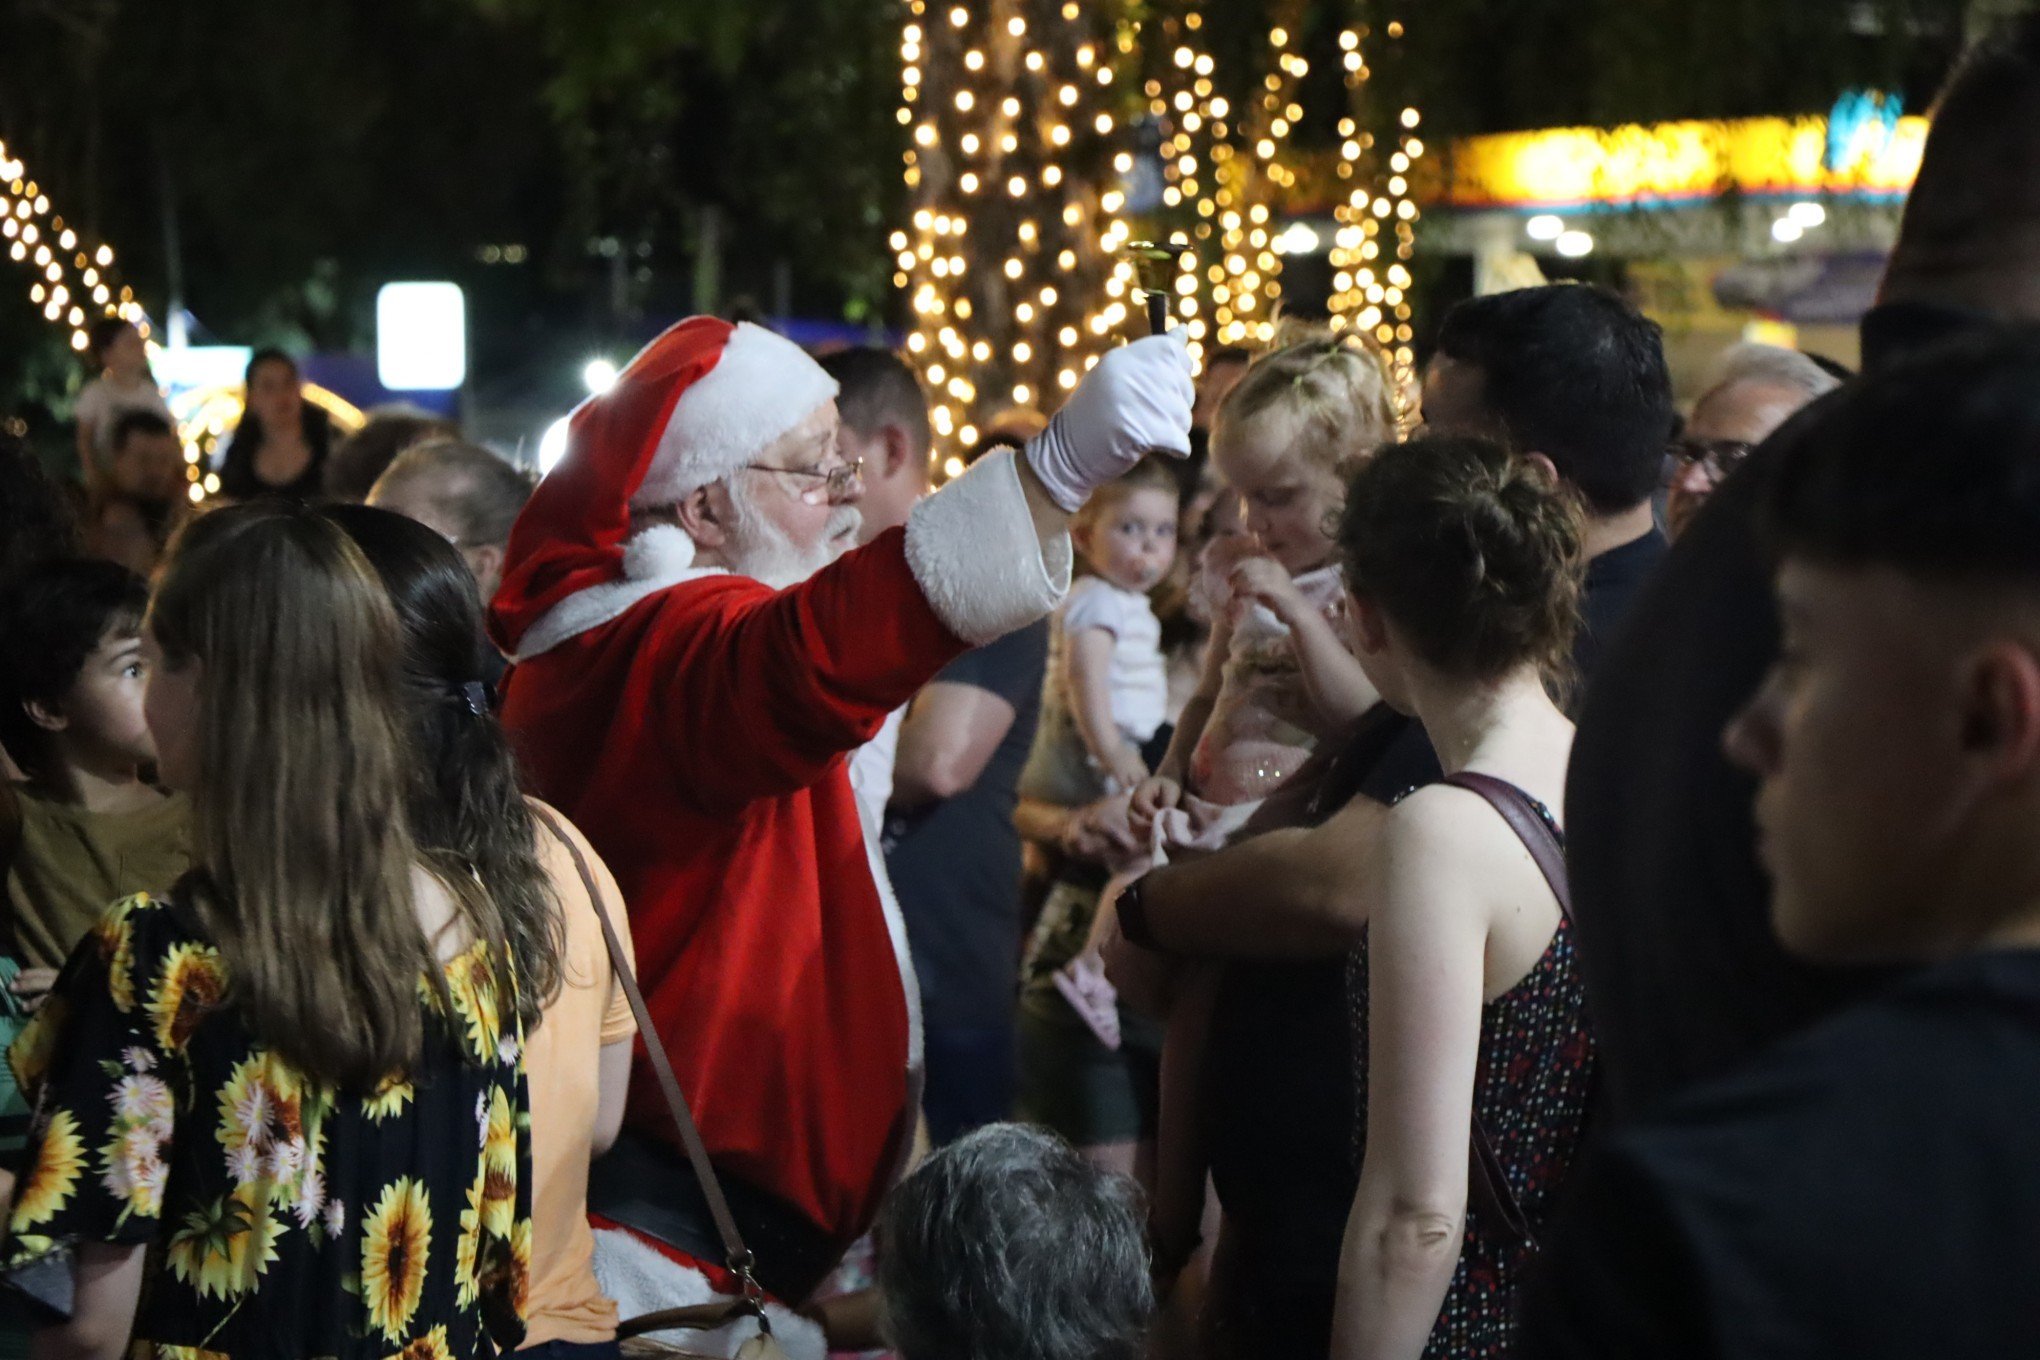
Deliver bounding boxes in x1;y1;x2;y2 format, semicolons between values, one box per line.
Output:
488;318;839;657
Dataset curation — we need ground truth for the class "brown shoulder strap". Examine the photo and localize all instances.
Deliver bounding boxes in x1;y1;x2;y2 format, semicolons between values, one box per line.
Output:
1435;770;1574;1251
1440;770;1569;919
529;804;765;1310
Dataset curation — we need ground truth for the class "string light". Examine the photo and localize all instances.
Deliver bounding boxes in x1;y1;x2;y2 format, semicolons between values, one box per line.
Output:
1326;17;1422;387
897;0;1135;481
0;138;135;359
1143;0;1310;356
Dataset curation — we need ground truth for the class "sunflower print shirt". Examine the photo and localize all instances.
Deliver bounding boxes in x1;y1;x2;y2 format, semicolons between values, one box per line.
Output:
3;892;532;1358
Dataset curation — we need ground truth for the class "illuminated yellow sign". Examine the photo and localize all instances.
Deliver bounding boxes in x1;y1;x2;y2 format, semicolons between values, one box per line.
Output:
1427;113;1927;210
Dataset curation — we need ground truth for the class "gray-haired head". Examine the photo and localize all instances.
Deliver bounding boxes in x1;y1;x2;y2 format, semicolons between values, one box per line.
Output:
1703;343;1843;407
877;1124;1153;1360
368;438;533;550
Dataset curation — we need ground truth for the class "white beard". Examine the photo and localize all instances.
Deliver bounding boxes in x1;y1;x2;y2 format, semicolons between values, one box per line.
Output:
724;479;862;589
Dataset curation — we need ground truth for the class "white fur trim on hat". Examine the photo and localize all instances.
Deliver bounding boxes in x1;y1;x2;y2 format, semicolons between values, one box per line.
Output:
904;448;1072;645
633;322;841;508
512;524;724;662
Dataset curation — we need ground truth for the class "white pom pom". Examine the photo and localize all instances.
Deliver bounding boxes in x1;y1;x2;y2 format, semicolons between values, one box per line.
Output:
622;524;695;580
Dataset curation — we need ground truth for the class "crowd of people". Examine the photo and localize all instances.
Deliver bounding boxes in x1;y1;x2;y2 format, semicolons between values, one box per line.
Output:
5;14;2040;1360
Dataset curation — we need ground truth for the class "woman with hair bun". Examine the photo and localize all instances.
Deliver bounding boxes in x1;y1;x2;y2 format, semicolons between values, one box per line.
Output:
1329;434;1598;1360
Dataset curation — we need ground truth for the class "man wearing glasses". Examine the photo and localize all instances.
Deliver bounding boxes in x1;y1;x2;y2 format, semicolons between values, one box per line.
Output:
1665;345;1840;539
488;317;1193;1356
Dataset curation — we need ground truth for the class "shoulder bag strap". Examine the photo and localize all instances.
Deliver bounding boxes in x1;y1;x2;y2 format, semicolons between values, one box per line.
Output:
1440;771;1569;919
1436;771;1574;1252
529;804;770;1332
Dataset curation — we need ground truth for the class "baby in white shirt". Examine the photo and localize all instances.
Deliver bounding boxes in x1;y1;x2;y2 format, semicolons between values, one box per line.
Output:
1019;461;1180;806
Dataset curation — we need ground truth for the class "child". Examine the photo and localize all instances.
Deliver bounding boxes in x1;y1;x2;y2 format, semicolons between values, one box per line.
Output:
72;317;172;492
1014;460;1180;1172
1019;458;1182;804
0;559;188;1226
1120;332;1404;1292
1143;331;1402;817
0;559;189;994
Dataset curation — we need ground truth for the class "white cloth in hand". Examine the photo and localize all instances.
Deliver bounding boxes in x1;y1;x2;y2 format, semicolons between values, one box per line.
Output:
1024;331;1195;513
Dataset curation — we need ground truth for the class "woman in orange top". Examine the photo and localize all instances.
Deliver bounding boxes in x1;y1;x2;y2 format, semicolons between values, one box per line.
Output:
328;504;638;1357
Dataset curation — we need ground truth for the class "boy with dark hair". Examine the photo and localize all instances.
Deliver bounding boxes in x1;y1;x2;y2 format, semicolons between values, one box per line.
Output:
1424;283;1676;679
1524;329;2040;1358
0;559;188;994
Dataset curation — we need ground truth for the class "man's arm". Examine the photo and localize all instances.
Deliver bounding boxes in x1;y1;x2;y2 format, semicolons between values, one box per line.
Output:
892;680;1019;809
657;450;1067;805
1131;794;1392;957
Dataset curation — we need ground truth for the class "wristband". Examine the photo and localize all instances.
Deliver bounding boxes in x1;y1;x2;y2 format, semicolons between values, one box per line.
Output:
1118;871;1162;951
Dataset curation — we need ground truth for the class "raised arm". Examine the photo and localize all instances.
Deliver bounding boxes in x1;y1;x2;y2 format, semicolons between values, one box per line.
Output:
1231;556;1379;734
1131;606;1232;827
1125;792;1393;957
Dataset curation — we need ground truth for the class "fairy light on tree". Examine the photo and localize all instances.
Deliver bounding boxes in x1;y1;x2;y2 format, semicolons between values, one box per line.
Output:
896;0;1137;477
1326;15;1421;383
0;138;140;358
1139;0;1311;352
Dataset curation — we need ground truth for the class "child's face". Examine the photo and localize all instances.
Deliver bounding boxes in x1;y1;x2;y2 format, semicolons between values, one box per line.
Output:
1215;409;1345;576
1077;486;1179;594
140;631;200;792
55;624;157;770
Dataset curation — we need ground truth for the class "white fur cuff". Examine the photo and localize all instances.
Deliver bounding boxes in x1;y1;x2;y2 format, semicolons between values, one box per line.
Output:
903;449;1071;646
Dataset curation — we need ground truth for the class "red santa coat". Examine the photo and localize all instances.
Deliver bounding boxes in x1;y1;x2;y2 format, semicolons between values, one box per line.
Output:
489;350;1074;1298
498;526;963;1242
490;319;1069;1312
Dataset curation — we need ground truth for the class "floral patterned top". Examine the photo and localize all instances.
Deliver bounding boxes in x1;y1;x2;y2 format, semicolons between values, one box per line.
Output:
3;892;532;1358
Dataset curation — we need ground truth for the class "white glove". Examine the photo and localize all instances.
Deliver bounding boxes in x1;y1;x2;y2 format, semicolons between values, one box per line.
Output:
1024;330;1196;513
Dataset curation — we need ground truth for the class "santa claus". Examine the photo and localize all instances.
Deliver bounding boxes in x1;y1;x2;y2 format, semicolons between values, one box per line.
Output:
488;317;1192;1355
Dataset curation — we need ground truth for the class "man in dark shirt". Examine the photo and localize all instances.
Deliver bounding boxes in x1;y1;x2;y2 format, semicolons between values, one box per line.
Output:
1418;283;1675;687
1524;328;2040;1359
885;620;1049;1144
1562;18;2040;1119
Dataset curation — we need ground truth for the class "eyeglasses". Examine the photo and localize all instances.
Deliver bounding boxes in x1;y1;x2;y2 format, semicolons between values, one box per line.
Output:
743;456;865;504
1668;437;1753;484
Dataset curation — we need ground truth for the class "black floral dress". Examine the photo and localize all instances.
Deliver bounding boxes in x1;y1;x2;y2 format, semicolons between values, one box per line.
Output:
3;892;532;1358
1347;793;1597;1360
